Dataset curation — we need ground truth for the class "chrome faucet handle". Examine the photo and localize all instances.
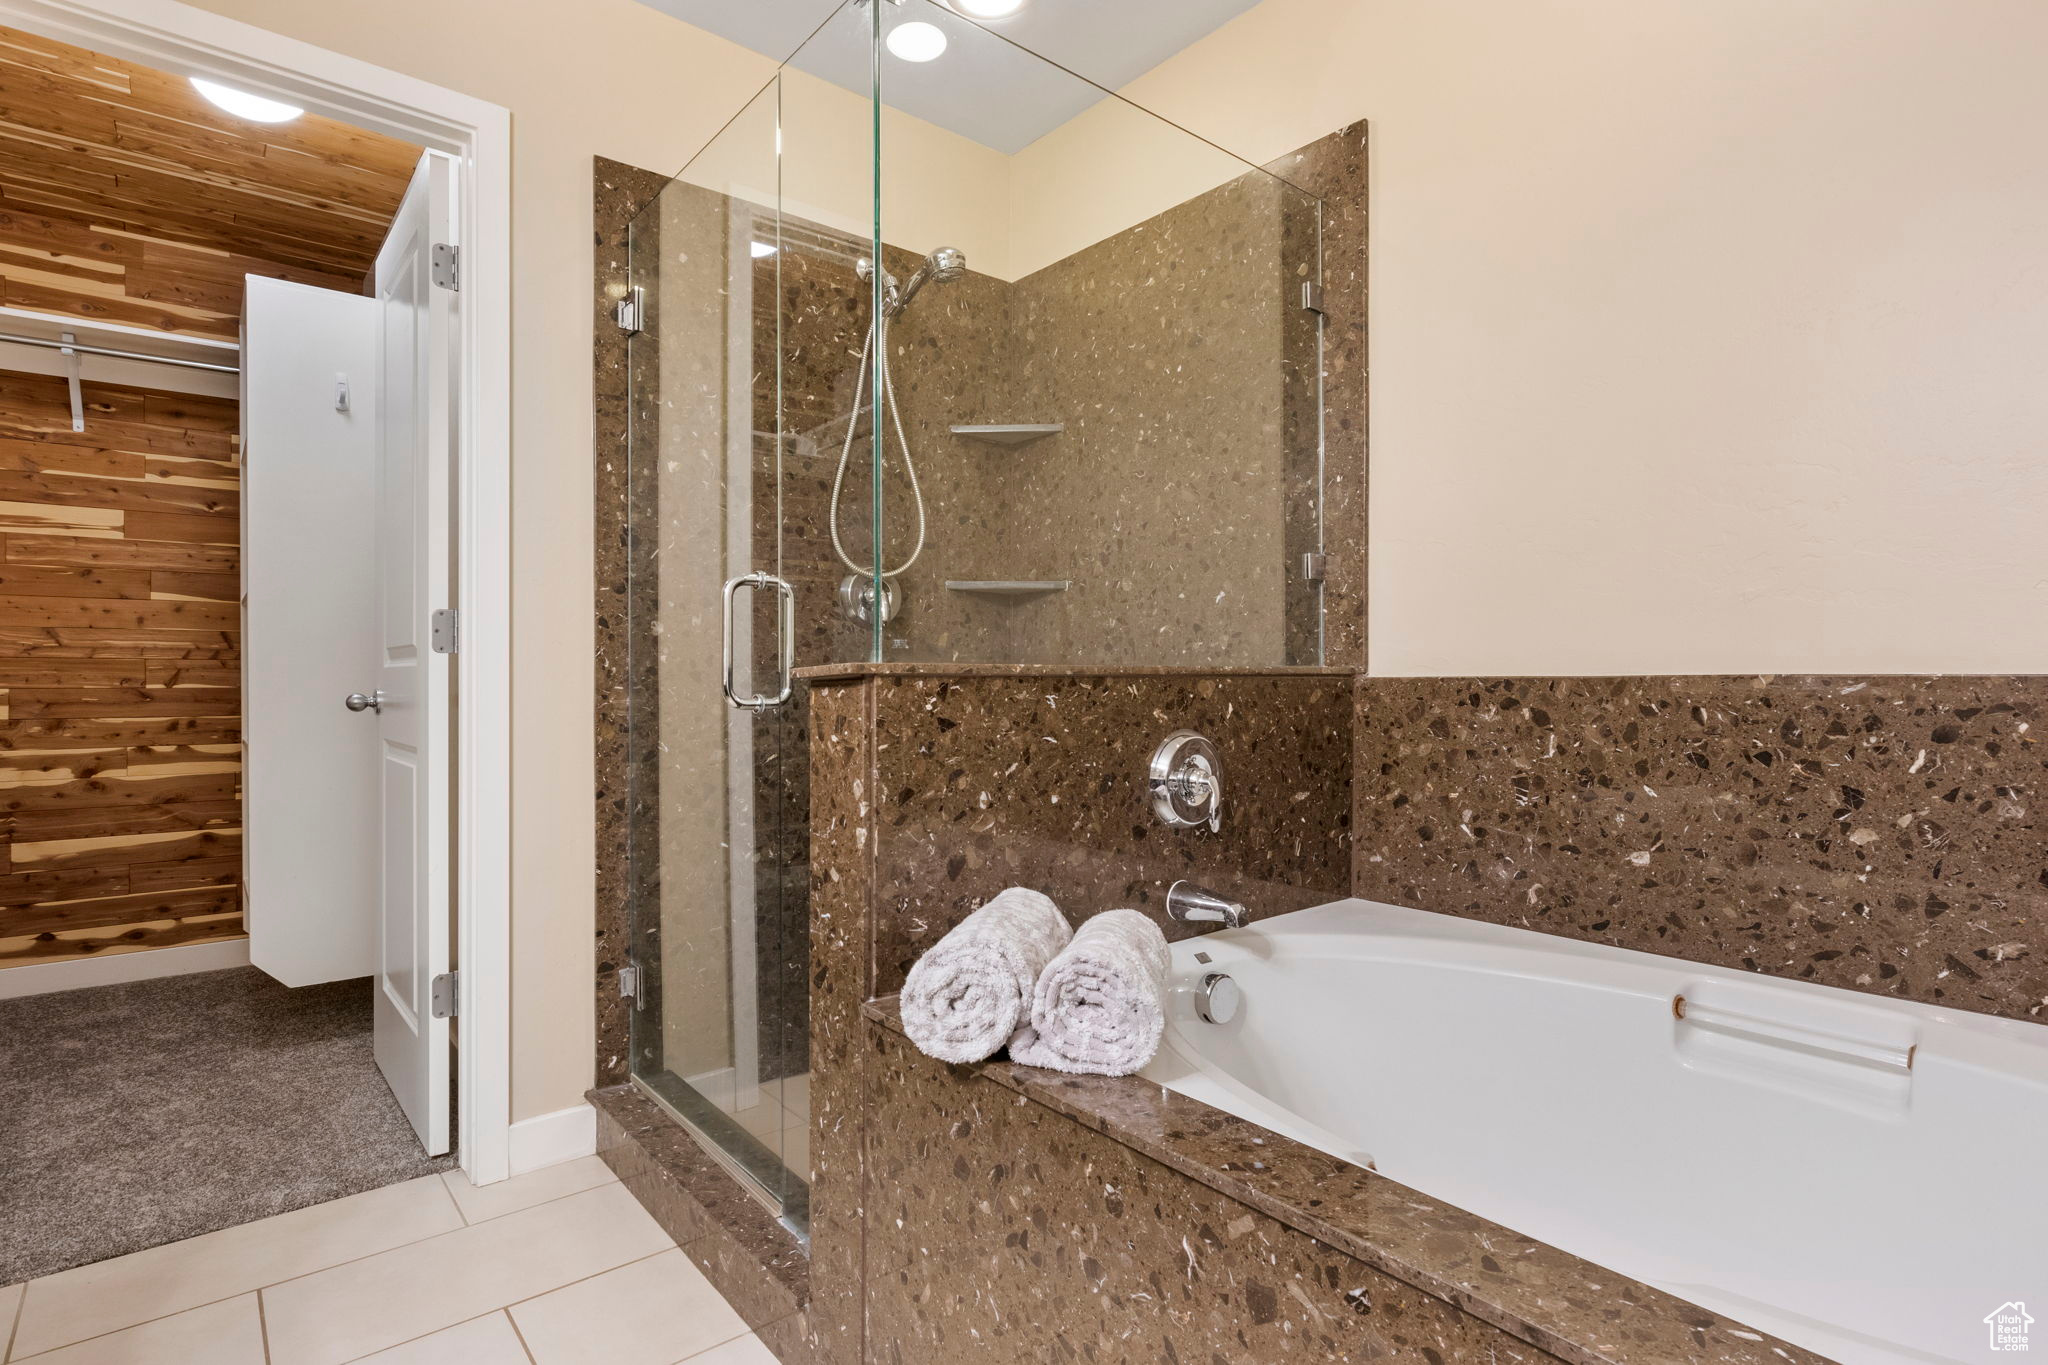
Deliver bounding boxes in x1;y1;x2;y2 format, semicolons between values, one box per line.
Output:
1149;731;1222;832
1166;880;1248;930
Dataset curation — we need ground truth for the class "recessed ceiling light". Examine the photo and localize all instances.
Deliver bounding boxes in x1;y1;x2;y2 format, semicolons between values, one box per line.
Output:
190;77;303;124
886;21;948;62
750;240;779;258
951;0;1025;17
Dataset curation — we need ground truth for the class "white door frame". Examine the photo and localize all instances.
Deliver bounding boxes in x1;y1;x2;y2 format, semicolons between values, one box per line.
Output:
0;0;516;1184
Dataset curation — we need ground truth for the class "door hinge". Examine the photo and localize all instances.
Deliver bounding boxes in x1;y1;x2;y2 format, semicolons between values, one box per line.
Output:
431;971;460;1019
613;285;645;336
618;964;640;1001
431;608;459;654
1301;551;1328;583
431;242;460;291
1300;280;1325;317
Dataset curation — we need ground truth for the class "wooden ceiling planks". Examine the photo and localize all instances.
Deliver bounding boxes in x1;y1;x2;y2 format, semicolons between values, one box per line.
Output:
0;24;422;340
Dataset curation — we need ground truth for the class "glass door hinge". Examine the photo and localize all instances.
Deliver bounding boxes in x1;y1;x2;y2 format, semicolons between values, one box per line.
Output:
614;285;645;336
1301;552;1328;583
618;964;640;1000
1300;281;1325;316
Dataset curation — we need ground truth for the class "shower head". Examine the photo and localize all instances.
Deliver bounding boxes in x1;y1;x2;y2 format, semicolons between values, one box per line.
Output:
888;246;967;316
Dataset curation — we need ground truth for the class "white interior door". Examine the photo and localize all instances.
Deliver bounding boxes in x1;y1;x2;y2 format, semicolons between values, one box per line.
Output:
242;278;380;987
372;152;457;1155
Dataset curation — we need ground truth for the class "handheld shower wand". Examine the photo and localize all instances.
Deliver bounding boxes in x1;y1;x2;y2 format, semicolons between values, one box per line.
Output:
831;246;966;612
887;246;965;317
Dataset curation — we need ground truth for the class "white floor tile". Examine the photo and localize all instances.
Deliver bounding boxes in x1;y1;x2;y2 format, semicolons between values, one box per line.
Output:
508;1248;748;1365
346;1312;533;1365
786;1131;811;1183
684;1334;781;1364
11;1294;264;1365
262;1181;672;1365
441;1155;616;1225
3;1280;24;1346
730;1100;785;1141
12;1176;462;1359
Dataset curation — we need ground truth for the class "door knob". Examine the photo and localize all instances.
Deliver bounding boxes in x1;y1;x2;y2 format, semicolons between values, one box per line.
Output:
345;691;382;713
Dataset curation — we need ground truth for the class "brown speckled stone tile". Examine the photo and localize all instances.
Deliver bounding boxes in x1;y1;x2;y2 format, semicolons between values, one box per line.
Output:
863;1021;1575;1365
863;1001;1827;1365
1265;121;1368;669
590;1086;807;1329
798;682;874;1365
796;662;1353;681
975;169;1311;668
754;1311;815;1363
1354;676;2048;1022
593;156;670;1087
769;124;1365;671
866;671;1354;995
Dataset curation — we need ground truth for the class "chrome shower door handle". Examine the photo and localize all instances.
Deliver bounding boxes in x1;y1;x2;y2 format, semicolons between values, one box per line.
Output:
721;572;796;711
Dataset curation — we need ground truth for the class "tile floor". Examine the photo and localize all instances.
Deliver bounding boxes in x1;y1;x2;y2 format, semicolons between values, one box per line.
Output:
722;1073;809;1179
0;1157;778;1365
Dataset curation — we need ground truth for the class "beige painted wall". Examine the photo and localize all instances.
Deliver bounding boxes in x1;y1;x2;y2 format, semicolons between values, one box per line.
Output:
178;0;779;1122
1005;92;1250;279
1110;0;2048;675
679;66;1015;278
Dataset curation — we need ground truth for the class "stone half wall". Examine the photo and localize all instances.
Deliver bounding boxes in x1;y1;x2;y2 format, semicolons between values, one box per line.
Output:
1354;675;2048;1023
783;665;1832;1365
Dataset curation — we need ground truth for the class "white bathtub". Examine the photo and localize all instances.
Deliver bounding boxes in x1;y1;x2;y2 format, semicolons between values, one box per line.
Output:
1140;899;2048;1365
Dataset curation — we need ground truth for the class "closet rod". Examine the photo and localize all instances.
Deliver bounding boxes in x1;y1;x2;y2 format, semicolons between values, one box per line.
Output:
0;330;240;374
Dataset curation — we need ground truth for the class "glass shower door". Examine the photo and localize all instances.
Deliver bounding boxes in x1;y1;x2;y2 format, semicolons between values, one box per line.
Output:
619;0;1329;1240
622;70;828;1235
621;0;886;1239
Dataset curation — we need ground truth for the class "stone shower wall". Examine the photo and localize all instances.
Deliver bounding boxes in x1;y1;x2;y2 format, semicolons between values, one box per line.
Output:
1354;675;2048;1022
964;169;1299;666
853;668;1355;996
591;156;671;1086
776;125;1364;670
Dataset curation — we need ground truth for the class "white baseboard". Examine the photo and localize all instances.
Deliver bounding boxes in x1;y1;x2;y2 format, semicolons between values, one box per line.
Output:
507;1102;597;1176
0;938;251;1000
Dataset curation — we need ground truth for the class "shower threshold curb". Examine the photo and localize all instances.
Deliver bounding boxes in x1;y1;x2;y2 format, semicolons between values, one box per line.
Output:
589;1085;808;1335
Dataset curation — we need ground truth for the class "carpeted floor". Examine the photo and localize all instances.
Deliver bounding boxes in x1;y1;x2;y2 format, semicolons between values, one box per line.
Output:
0;966;457;1285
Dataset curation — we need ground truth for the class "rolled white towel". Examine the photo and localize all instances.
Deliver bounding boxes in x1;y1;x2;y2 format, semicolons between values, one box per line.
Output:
1008;908;1168;1076
901;887;1073;1064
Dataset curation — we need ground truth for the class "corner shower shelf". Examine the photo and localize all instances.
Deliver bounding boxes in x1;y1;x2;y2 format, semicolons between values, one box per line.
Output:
944;580;1071;597
949;423;1064;448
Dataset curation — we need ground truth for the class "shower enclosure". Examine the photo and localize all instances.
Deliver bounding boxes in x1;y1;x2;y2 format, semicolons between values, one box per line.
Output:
618;0;1329;1235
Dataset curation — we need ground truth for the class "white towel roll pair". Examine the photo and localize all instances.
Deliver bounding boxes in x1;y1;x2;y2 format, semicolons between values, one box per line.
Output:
899;887;1169;1077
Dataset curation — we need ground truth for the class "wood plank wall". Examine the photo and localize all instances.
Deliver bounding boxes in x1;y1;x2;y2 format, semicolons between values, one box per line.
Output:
0;25;421;972
0;24;421;341
0;370;242;965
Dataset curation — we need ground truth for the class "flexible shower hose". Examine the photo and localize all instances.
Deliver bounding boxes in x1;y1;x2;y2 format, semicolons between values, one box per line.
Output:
829;310;926;580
